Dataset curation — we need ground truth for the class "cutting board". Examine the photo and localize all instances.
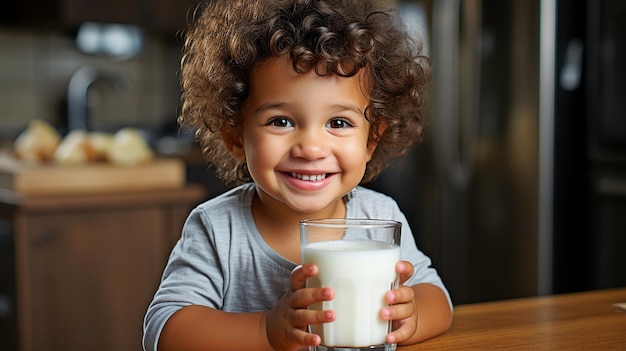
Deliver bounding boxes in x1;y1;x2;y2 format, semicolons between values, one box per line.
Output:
0;154;186;195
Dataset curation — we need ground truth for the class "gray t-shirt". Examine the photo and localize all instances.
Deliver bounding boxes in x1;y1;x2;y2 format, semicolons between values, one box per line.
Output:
143;183;451;351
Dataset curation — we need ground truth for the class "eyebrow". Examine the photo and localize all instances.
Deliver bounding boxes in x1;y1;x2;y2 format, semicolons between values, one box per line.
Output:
253;101;286;113
254;101;365;116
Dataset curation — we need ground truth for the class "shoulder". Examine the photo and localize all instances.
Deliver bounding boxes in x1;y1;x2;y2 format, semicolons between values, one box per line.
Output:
347;186;402;219
183;183;255;234
193;183;255;214
351;186;396;201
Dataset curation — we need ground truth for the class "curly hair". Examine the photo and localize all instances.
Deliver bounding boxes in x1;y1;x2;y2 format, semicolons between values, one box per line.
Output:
178;0;430;185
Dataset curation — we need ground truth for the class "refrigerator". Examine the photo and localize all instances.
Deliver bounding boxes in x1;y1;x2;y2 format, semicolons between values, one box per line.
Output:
367;0;626;304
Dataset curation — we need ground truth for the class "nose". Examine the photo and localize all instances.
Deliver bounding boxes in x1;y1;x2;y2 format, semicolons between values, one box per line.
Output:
291;128;330;160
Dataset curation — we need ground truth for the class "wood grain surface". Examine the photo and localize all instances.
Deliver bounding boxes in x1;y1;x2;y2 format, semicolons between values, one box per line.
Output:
400;287;626;350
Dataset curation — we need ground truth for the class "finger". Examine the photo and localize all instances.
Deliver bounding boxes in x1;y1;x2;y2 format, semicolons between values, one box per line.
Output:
290;286;334;309
395;261;414;285
290;264;318;291
386;318;417;345
380;299;415;322
289;328;322;347
290;308;336;327
385;285;415;305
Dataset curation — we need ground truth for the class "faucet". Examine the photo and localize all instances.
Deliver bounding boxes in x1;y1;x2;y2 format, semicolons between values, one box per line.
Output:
67;65;131;131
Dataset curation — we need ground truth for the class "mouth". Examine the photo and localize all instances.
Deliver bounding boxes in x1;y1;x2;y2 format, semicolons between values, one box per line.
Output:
289;172;327;182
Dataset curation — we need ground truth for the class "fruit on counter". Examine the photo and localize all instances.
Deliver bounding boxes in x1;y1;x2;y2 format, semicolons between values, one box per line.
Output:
12;121;155;166
13;119;62;162
106;127;154;166
54;130;98;165
88;132;114;162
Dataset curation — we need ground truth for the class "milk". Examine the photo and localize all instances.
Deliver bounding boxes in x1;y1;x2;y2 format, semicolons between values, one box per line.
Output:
302;240;400;348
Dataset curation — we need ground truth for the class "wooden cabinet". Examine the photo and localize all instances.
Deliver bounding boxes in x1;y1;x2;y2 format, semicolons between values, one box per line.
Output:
0;186;206;351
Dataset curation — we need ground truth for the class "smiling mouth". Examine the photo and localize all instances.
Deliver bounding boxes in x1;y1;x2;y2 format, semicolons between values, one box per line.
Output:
289;172;327;181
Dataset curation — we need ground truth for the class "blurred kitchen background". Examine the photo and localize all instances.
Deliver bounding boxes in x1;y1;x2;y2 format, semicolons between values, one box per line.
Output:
0;0;625;350
0;0;231;196
370;0;626;304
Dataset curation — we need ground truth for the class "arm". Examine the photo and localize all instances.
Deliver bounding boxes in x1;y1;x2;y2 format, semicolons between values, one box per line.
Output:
157;264;335;351
381;262;453;345
158;306;273;351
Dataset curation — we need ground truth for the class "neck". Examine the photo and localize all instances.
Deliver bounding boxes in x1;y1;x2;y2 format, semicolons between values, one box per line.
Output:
250;187;348;263
252;187;347;226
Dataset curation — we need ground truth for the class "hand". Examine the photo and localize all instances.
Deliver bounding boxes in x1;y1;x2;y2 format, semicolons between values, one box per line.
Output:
380;261;418;345
266;264;336;351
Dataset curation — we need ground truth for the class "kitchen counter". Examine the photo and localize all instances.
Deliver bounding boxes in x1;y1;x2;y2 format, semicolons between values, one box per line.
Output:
0;154;186;196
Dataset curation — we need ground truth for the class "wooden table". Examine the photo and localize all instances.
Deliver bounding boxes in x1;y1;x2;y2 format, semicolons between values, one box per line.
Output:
400;287;626;350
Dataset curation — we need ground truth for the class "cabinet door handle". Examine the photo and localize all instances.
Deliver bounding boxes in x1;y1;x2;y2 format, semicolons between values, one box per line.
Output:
559;38;584;91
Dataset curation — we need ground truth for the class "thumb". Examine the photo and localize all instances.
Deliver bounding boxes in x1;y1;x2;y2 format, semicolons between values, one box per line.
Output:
290;264;318;291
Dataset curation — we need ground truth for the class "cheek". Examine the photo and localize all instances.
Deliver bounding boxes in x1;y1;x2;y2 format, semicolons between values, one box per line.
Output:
339;141;371;171
243;136;281;171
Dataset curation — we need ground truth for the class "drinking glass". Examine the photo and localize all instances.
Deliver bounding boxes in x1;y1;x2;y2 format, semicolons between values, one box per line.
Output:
300;218;401;351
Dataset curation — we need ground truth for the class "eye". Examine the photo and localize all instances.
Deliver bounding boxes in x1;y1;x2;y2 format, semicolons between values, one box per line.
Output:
326;118;354;129
266;117;294;128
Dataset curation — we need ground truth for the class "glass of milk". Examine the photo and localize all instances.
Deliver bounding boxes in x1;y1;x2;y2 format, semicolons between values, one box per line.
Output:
300;218;401;351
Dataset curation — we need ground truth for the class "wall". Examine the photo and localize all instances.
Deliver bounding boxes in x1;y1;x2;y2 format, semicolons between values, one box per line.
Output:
0;28;182;142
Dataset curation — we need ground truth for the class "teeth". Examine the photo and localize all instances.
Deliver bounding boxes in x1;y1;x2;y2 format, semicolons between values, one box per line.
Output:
290;172;327;181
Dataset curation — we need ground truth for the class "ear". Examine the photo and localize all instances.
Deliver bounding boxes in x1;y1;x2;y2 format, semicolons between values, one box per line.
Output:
220;127;246;161
366;122;387;161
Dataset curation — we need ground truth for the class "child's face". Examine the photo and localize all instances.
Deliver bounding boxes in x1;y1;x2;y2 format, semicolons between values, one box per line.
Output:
233;56;377;216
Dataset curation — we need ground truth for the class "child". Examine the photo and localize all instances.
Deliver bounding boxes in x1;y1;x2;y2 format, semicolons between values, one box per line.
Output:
143;0;452;350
